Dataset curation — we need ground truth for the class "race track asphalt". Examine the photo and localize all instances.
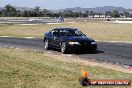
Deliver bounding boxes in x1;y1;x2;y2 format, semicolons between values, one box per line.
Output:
0;37;132;66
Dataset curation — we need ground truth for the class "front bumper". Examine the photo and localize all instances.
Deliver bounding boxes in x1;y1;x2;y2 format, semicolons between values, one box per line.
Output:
67;44;97;52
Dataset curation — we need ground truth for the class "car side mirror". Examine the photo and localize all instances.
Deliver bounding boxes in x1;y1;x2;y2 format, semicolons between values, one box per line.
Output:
84;34;86;36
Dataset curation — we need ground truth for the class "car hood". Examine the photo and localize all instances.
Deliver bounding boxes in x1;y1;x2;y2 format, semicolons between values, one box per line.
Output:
66;36;95;42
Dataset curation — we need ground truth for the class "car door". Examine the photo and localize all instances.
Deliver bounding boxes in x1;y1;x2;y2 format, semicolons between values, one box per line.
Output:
49;29;55;47
53;29;61;48
50;29;59;48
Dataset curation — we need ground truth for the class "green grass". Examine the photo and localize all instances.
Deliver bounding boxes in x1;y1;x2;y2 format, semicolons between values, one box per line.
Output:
0;21;132;41
0;47;132;88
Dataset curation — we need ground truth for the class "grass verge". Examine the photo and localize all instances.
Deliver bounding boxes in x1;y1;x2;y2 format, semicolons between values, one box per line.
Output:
0;21;132;41
0;47;132;88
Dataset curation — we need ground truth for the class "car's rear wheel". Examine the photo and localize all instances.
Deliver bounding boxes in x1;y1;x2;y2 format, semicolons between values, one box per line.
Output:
61;42;68;54
44;39;51;50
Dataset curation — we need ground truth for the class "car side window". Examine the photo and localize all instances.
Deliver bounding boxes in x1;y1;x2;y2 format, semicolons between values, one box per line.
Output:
51;29;59;36
59;30;67;36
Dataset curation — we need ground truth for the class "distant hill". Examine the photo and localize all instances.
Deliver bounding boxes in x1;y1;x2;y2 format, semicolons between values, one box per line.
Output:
0;7;33;11
126;9;132;14
14;7;33;11
56;6;127;13
1;6;132;13
0;7;3;10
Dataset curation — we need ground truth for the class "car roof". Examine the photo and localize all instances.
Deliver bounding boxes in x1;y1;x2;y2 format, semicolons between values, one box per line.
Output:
54;28;78;31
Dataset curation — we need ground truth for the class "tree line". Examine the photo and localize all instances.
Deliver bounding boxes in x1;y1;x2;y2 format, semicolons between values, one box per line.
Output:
0;4;132;18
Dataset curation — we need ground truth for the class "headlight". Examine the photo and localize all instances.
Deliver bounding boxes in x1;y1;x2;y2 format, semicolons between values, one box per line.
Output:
69;42;80;45
91;42;96;45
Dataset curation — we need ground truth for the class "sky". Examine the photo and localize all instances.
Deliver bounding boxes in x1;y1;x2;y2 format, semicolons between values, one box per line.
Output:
0;0;132;10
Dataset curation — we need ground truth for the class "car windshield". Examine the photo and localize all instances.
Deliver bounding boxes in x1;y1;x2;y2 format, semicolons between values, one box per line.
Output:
59;29;84;36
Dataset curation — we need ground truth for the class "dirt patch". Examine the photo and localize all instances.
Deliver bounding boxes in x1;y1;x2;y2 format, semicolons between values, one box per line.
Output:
45;52;132;74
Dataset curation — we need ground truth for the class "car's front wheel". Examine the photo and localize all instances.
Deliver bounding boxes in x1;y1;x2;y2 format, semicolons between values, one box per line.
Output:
91;49;97;54
44;39;51;50
61;42;69;54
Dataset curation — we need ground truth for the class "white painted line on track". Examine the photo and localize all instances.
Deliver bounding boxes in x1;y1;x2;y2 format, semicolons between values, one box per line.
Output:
0;36;35;39
0;36;13;37
62;54;72;57
96;40;132;44
19;24;39;25
23;37;35;39
47;23;62;24
47;52;52;54
114;20;132;24
66;55;72;57
66;22;75;24
16;48;20;49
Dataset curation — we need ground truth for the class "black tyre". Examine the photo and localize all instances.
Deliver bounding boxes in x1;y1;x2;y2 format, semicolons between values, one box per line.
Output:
44;39;51;50
92;49;97;54
61;42;68;54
